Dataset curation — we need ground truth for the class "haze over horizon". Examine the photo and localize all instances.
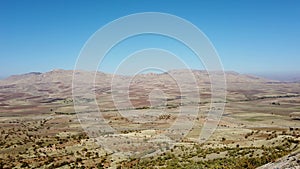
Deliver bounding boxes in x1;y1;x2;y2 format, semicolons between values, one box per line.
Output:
1;0;300;80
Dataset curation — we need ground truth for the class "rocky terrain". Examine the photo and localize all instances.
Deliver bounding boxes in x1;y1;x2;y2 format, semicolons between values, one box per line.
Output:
0;69;299;168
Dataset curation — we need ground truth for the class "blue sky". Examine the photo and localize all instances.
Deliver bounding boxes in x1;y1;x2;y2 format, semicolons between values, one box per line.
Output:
1;0;300;78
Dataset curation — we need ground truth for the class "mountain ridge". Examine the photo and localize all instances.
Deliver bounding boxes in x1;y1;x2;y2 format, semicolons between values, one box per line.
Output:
1;69;276;84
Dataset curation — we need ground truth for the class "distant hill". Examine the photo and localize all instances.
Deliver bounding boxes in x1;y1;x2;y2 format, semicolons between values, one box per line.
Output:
253;72;300;82
1;69;298;110
1;69;275;85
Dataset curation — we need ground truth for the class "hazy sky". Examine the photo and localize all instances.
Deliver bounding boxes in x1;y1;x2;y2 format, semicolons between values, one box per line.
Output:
1;0;300;78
